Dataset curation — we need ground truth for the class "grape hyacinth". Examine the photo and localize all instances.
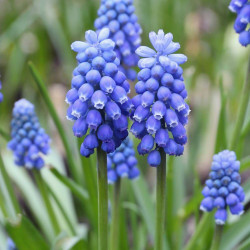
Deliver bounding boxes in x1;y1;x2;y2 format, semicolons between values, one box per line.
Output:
0;80;3;103
94;0;142;81
8;99;50;169
130;30;190;167
107;137;140;183
200;150;245;225
7;238;17;250
66;28;131;157
229;0;250;46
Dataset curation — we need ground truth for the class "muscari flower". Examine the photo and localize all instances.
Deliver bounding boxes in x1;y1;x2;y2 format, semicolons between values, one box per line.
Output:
67;28;131;157
0;80;3;103
8;99;50;169
107;137;140;183
130;30;190;167
7;238;17;250
94;0;142;81
229;0;250;46
200;150;245;225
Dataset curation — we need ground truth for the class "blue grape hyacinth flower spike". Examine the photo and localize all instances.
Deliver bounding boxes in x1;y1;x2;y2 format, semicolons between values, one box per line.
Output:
107;137;140;183
229;0;250;46
95;0;142;81
67;28;131;157
200;150;245;225
0;80;3;103
8;99;51;169
130;30;190;167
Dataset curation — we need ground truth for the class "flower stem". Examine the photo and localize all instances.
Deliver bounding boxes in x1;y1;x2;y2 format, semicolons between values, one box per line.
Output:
110;178;121;250
0;151;20;215
155;147;167;250
230;56;250;151
33;169;60;236
210;225;223;250
97;145;108;250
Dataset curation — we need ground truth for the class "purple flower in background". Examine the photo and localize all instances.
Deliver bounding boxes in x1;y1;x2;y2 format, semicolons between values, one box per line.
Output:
229;0;250;46
94;0;142;81
67;28;131;157
107;137;140;183
7;238;17;250
200;150;245;225
130;30;190;166
8;99;51;169
0;80;3;103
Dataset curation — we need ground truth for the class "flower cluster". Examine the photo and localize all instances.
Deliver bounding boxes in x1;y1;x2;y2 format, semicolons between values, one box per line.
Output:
94;0;142;81
7;238;17;250
229;0;250;46
130;30;190;167
66;28;131;157
0;80;3;103
8;99;50;169
200;150;245;225
107;137;140;183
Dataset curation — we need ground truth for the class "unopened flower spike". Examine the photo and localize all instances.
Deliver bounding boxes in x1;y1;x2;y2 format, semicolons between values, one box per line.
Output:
94;0;142;81
200;150;245;225
8;99;51;169
107;137;140;183
229;0;250;46
0;79;3;103
130;30;190;167
67;28;131;157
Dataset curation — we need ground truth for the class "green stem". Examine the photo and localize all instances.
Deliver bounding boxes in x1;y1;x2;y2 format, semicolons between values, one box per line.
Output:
0;188;8;218
46;183;77;236
155;148;166;250
210;225;223;250
166;156;173;247
110;178;121;250
230;56;250;151
33;169;60;236
28;62;82;183
97;145;108;250
77;139;98;228
0;152;20;215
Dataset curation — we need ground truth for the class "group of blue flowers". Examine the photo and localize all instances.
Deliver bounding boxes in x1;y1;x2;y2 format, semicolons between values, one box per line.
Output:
8;99;50;169
130;30;190;167
2;0;246;230
200;150;245;224
66;28;131;157
95;0;142;80
229;0;250;46
107;137;140;183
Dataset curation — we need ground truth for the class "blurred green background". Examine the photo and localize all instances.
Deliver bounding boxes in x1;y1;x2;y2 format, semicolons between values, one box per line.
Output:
0;0;250;249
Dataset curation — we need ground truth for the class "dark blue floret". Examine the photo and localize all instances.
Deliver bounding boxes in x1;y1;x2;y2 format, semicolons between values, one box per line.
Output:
67;29;131;157
130;30;190;166
200;150;245;225
107;137;140;183
8;99;50;169
229;0;250;46
95;0;142;80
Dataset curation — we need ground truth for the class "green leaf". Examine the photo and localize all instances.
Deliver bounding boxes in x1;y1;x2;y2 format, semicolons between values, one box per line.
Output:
215;78;227;153
5;214;49;250
50;167;88;203
220;212;250;250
